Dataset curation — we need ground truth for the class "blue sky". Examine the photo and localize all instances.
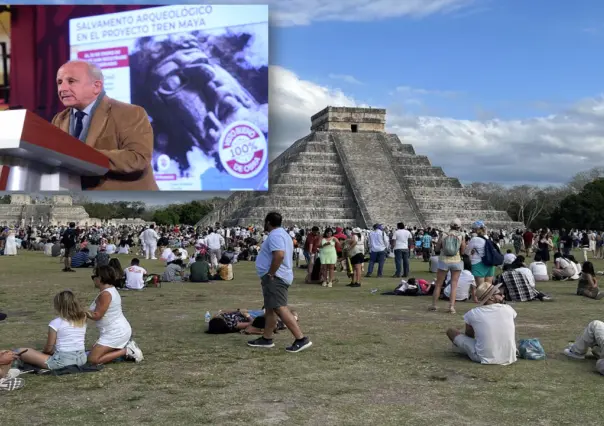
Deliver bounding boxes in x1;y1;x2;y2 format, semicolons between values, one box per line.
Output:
4;0;604;205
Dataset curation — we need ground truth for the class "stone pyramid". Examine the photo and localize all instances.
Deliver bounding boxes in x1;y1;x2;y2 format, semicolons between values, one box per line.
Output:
198;107;521;230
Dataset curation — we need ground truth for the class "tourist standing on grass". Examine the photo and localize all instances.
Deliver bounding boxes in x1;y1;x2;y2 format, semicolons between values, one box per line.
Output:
4;227;17;256
87;265;144;364
392;222;412;278
16;290;88;370
366;224;389;278
347;227;365;288
429;218;466;314
466;221;495;286
319;228;337;287
248;212;312;352
61;222;78;272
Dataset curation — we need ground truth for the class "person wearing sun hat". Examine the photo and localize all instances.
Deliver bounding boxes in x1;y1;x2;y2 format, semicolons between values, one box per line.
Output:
445;282;518;365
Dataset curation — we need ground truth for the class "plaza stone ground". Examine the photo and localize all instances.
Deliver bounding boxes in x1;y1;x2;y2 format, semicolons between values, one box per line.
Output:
2;251;604;426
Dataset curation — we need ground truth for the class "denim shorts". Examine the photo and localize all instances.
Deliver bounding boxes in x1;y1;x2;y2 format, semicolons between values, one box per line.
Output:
437;260;463;271
45;350;87;370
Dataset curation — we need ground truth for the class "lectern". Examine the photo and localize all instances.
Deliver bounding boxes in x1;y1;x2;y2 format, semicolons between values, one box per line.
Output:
0;109;110;191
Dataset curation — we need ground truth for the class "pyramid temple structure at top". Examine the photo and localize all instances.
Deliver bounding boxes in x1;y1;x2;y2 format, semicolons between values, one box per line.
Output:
198;107;521;230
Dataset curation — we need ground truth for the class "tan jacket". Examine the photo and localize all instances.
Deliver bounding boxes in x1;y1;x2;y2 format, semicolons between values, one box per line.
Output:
52;96;158;190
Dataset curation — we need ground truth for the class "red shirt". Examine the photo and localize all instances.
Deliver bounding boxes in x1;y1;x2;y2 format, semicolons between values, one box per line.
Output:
523;231;534;246
304;233;321;254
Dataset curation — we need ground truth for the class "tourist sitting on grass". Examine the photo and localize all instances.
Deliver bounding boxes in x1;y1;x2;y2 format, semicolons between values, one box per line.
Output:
502;249;517;271
446;283;517;365
51;238;61;257
552;252;577;281
240;310;298;335
124;258;147;290
160;247;176;263
117;240;130;255
189;255;211;282
71;248;93;268
576;261;604;300
162;259;184;282
15;290;88;371
441;255;477;302
95;246;110;267
87;265;143;364
382;278;433;296
528;253;548;281
563;320;604;375
211;255;234;281
109;258;125;288
206;309;266;334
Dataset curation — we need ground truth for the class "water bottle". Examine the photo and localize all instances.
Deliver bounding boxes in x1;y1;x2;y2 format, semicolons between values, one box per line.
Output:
205;311;211;322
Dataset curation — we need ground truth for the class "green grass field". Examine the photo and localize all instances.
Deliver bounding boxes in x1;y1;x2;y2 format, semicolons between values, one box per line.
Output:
1;250;604;425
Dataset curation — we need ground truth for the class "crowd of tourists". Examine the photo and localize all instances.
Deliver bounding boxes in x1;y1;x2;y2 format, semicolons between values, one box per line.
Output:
1;216;603;391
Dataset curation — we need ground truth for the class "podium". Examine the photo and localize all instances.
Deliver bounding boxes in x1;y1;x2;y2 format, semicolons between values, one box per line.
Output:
0;109;110;191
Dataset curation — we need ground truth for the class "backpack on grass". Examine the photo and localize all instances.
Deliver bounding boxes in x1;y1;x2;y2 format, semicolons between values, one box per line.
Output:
518;338;546;360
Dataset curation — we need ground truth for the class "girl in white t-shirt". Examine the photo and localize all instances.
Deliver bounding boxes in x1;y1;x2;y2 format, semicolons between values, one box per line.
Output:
16;290;88;370
529;253;549;281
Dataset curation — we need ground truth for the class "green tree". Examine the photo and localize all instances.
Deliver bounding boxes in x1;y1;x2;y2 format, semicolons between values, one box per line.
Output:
153;209;180;225
552;178;604;230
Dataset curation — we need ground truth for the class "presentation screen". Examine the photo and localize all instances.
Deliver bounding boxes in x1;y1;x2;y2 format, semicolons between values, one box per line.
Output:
69;5;269;191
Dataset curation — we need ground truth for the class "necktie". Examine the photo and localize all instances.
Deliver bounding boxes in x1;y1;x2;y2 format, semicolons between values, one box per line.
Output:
73;110;86;140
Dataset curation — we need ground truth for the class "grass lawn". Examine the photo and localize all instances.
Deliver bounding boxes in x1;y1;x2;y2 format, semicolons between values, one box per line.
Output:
1;249;604;425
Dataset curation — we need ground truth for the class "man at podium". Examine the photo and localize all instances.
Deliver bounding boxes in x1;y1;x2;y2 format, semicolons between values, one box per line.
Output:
52;60;158;190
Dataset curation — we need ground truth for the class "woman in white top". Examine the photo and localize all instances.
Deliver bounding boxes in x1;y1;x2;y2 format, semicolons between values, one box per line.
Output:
347;228;365;288
87;265;143;364
17;290;88;370
4;228;17;256
465;221;495;286
117;241;130;255
529;253;549;281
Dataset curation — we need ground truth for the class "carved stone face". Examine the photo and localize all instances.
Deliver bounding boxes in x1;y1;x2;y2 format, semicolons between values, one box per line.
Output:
148;35;265;156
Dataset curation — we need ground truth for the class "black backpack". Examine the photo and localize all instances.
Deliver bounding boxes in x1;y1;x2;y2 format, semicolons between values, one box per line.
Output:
62;229;77;247
481;237;504;267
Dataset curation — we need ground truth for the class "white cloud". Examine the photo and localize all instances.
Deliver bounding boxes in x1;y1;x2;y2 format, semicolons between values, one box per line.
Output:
269;66;604;185
394;85;461;98
328;73;363;85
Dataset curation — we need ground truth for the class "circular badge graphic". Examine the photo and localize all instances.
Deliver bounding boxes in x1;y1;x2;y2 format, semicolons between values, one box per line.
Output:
157;154;171;171
218;121;267;179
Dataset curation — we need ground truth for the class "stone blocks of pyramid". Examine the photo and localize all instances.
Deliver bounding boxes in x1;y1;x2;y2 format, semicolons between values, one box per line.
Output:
197;107;522;230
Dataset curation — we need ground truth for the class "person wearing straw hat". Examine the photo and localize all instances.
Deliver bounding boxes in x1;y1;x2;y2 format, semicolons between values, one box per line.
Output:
446;282;518;365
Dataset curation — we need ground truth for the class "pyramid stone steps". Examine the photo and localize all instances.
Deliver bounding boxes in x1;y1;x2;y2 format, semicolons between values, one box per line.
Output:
285;163;344;175
402;177;462;188
296;152;339;164
277;173;345;186
422;209;513;223
269;184;351;198
333;132;422;227
410;187;476;198
305;142;337;153
395;165;446;178
391;155;432;166
246;195;357;209
228;217;359;228
429;220;524;230
236;206;357;220
415;198;490;211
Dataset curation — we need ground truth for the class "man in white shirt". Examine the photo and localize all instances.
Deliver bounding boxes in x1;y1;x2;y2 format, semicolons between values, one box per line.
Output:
446;283;517;365
124;258;147;290
392;222;412;278
366;224;389;278
140;225;159;260
206;228;225;269
503;250;517;268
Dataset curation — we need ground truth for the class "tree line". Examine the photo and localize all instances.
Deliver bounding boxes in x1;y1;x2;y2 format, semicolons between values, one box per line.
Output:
467;167;604;230
0;194;222;226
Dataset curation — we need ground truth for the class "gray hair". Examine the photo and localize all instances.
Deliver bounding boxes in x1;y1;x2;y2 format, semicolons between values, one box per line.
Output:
64;60;104;84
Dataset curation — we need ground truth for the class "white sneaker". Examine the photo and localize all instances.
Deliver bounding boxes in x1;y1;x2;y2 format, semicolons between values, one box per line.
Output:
5;369;21;379
126;340;144;363
563;346;585;360
327;282;332;288
321;281;327;287
151;257;158;260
